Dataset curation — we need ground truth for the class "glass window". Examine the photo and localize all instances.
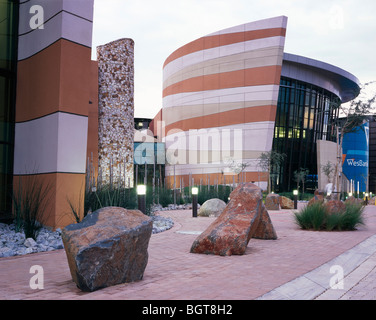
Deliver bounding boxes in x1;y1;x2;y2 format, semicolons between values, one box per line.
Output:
273;77;341;192
0;0;18;214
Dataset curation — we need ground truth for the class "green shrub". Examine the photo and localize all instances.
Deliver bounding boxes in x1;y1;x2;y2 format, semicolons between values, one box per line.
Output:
294;201;327;230
339;202;365;230
294;201;365;231
12;176;52;240
158;187;173;208
83;184;137;216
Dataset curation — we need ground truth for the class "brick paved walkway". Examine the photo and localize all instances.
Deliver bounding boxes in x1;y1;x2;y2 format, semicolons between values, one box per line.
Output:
1;204;376;300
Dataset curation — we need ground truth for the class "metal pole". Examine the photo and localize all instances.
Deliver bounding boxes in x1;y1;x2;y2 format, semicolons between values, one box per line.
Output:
192;194;197;218
138;194;146;214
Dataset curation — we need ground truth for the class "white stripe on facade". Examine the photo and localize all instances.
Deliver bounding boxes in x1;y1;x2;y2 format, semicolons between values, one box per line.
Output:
163;85;280;109
163;36;285;79
18;4;93;60
14;112;88;175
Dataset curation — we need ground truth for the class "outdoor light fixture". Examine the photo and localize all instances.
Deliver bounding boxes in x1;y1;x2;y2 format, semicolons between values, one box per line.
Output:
293;190;298;209
365;193;369;205
137;185;146;195
349;192;353;197
192;187;198;217
137;185;146;214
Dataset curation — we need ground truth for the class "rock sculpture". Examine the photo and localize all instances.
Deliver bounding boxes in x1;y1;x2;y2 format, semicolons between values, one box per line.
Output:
62;207;152;292
190;183;277;256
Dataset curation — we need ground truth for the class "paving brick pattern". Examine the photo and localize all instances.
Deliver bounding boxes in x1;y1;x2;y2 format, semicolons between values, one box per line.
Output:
1;204;376;300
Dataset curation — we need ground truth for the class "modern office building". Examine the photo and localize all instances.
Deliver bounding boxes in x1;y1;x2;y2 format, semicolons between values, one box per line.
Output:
156;16;361;192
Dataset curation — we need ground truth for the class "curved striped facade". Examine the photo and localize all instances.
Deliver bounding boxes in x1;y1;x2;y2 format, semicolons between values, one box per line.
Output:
13;0;95;227
162;16;288;189
160;16;361;191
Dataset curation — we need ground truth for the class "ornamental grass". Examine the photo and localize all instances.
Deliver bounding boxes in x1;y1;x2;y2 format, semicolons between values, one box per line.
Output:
294;201;365;231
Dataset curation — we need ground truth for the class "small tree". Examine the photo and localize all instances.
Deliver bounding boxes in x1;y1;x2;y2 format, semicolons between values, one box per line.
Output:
224;157;251;183
258;151;286;193
321;161;335;184
294;168;309;196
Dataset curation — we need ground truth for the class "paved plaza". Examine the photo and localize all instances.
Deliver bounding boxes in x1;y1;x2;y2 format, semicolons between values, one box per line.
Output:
1;204;376;300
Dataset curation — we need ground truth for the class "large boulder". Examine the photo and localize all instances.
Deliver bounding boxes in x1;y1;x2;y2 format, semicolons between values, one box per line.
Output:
265;193;280;210
252;205;278;240
308;194;324;207
190;183;277;256
62;207;153;292
345;196;363;205
279;196;294;209
324;200;346;215
198;198;227;217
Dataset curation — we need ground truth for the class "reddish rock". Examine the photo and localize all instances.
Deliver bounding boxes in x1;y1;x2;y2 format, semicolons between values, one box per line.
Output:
314;189;325;196
190;183;277;256
308;194;324;207
345;196;363;205
62;207;152;292
252;205;278;240
279;196;294;209
265;193;280;210
324;200;346;214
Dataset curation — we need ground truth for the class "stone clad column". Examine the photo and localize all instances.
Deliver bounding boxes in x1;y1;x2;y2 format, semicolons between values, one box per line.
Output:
97;38;135;187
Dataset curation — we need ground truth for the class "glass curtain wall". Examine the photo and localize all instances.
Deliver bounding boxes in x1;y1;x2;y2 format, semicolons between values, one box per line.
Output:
272;77;340;192
0;0;18;215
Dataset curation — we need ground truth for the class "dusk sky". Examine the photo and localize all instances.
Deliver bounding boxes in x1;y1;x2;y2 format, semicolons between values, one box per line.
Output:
91;0;376;118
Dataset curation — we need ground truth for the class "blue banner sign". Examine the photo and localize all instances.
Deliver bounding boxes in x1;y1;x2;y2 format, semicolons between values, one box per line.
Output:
342;122;369;193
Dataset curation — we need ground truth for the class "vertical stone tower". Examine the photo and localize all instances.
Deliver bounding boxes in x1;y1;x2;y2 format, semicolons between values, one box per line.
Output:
97;38;134;187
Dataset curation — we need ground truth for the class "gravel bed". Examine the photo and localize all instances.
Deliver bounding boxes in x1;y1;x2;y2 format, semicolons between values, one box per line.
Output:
0;214;175;258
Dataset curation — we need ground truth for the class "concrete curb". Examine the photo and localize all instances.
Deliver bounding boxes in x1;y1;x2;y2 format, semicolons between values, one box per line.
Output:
257;234;376;300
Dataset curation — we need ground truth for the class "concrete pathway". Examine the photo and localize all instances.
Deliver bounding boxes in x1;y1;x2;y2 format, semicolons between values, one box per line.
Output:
1;204;376;300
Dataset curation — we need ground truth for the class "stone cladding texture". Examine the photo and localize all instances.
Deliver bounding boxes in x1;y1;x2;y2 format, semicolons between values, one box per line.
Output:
97;38;134;186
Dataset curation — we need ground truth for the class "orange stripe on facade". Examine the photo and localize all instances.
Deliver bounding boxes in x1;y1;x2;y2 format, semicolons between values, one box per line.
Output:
163;27;286;68
13;173;86;229
165;172;267;189
165;105;277;133
163;65;282;97
16;39;91;123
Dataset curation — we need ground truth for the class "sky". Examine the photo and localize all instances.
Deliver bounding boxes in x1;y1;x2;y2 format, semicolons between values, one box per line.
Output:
91;0;376;119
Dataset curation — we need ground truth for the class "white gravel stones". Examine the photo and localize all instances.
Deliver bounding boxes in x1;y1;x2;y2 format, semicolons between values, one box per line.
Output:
0;223;63;258
0;214;174;258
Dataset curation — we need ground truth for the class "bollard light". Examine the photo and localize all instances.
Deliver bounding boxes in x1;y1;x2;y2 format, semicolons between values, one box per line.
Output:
293;190;298;210
349;192;353;197
137;184;146;195
192;187;198;217
137;184;146;214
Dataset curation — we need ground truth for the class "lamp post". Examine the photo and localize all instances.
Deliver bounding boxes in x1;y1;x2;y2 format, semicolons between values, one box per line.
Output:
192;187;198;217
293;190;298;210
137;185;146;214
